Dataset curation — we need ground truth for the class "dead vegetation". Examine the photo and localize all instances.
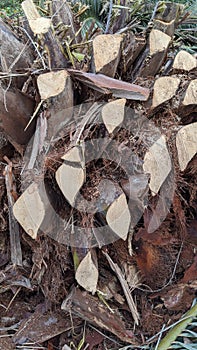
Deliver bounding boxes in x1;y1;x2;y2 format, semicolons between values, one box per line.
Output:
0;0;197;349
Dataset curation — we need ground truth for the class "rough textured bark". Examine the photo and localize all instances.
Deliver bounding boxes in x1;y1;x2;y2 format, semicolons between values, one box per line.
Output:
62;286;139;344
0;89;35;146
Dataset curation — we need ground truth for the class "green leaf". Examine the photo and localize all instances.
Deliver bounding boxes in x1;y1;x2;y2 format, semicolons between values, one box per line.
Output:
72;51;85;62
157;302;197;350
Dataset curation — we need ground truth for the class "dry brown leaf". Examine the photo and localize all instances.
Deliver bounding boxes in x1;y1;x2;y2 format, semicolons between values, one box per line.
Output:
173;50;197;71
13;183;45;239
13;309;72;345
55;163;85;206
152;76;180;107
143;135;171;195
102;99;126;133
61;287;138;344
176;123;197;171
75;251;98;294
149;29;171;55
68;69;149;101
37;70;69;100
106;193;130;240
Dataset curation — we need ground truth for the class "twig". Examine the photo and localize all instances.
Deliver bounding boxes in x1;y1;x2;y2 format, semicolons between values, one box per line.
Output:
3;157;23;266
6;287;21;312
117;20;140;34
105;0;113;34
0;72;29;79
18;26;47;70
27;112;47;169
8;40;30;72
24;100;43;131
0;73;12;112
146;314;194;344
155;324;166;350
51;0;78;43
89;324;122;345
16;346;46;349
149;1;159;23
103;251;140;325
72;103;101;145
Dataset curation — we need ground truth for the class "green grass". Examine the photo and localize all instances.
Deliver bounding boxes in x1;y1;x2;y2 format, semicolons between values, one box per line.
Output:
0;0;23;16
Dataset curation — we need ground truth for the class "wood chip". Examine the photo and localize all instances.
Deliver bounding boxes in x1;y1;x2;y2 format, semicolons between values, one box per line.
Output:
176;122;197;171
182;79;197;106
106;193;130;240
149;29;171;55
92;34;123;77
22;0;40;20
29;17;51;35
61;146;84;164
22;0;51;34
102;98;126;133
55;163;85;206
75;251;98;294
143;135;172;195
46;71;73;138
173;50;197;71
13;183;45;239
152;76;180;107
61;287;139;344
37;70;69;100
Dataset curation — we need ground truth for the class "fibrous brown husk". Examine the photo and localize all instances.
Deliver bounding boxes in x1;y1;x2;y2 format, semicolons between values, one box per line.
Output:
0;1;197;349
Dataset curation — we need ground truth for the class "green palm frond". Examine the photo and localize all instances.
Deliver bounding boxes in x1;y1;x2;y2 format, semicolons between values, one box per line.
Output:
119;299;197;350
71;0;107;37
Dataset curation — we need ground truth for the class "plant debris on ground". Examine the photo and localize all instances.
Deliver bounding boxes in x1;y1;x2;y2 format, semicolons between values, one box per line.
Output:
0;1;197;350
